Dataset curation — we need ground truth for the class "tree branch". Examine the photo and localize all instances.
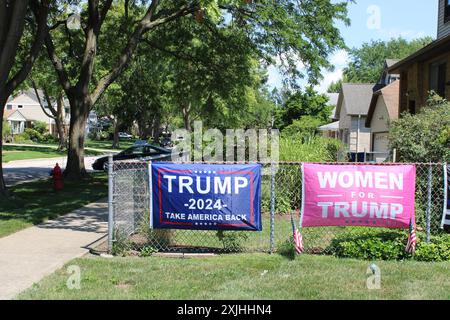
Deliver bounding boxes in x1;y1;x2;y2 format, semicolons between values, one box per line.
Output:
31;78;56;119
5;0;50;97
0;0;9;49
99;0;113;28
141;38;221;73
90;1;199;105
44;29;72;93
49;19;67;30
0;0;28;87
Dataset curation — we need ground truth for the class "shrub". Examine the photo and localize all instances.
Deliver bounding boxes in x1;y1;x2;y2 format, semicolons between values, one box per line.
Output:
137;211;173;248
138;245;157;257
112;230;133;257
40;133;58;143
279;136;344;162
389;94;450;162
99;130;112;141
13;132;32;144
273;136;345;214
2;120;11;141
414;233;450;261
277;238;296;260
216;230;249;252
24;128;43;142
88;130;100;140
261;174;299;214
282;116;324;143
327;228;450;261
32;121;48;135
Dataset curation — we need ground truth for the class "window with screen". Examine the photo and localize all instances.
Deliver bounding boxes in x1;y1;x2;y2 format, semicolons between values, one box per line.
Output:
430;61;447;98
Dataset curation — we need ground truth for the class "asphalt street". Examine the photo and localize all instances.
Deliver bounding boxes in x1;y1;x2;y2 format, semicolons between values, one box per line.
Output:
3;156;99;187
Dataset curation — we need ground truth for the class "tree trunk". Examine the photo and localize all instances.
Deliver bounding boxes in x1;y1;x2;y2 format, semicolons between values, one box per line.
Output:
0;92;8;196
64;95;90;180
112;118;120;149
182;104;191;132
153;115;161;145
55;94;66;151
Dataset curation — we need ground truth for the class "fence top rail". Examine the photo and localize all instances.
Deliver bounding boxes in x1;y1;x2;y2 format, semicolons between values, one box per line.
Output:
112;160;445;166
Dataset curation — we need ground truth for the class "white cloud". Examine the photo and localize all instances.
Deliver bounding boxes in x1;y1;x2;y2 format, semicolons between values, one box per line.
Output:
315;68;344;94
314;50;349;93
330;49;349;68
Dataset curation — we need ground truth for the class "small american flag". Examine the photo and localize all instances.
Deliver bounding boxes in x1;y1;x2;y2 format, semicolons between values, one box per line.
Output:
291;216;304;254
405;218;417;254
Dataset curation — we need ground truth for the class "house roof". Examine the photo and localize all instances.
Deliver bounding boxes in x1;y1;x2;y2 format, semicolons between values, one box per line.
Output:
385;59;400;68
365;80;400;127
8;88;68;107
389;35;450;73
24;88;47;104
318;121;339;131
325;92;339;119
336;83;375;118
325;92;339;106
4;110;27;121
3;109;15;119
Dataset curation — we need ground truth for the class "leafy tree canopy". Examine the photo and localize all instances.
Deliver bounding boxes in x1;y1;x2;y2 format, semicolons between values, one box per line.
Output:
276;86;333;129
389;94;450;163
343;37;433;84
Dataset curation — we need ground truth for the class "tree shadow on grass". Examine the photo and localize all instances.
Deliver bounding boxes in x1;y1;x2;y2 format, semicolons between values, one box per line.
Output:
0;174;107;233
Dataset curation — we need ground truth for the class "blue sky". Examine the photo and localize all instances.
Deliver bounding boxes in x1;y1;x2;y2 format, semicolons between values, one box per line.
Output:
267;0;439;92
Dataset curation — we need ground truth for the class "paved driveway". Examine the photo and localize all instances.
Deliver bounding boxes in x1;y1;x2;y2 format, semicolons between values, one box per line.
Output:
3;157;99;187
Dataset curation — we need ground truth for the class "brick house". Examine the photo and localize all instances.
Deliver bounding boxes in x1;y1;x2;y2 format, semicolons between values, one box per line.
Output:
389;0;450;113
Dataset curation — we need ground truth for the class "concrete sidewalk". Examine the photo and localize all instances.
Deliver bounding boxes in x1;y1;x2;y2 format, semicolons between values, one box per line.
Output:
0;199;108;300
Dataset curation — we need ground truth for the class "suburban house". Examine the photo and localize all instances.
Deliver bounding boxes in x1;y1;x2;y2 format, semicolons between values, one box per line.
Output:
318;92;339;138
3;89;69;136
335;83;374;158
362;59;401;162
3;89;98;137
389;0;450;113
365;80;400;162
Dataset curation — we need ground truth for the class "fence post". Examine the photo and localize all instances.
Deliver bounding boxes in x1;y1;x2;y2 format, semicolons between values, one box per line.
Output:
107;154;114;253
426;163;432;243
392;149;397;163
269;161;276;254
441;163;448;229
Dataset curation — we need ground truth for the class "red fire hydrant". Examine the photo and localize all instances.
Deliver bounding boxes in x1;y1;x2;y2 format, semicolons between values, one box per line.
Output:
52;163;63;191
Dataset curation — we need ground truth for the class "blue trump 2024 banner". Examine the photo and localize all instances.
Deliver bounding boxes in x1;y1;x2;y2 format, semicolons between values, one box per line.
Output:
151;163;262;231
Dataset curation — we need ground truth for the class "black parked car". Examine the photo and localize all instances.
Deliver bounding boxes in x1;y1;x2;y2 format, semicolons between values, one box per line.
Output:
92;143;172;171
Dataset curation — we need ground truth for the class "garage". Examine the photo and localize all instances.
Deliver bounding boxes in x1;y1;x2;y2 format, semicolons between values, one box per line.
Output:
372;132;389;162
373;132;389;152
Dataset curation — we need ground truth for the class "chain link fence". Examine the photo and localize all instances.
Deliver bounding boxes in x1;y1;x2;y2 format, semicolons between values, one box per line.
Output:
108;159;447;254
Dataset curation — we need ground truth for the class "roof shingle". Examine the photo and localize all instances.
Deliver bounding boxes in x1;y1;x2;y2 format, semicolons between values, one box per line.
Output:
339;83;375;116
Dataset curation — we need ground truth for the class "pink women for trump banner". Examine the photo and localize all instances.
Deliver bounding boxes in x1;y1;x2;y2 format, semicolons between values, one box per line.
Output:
300;164;416;229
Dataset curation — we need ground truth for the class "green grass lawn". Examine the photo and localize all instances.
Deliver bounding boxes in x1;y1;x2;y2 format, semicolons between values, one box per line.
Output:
18;253;450;300
85;139;135;150
2;145;65;163
0;173;107;238
2;145;103;163
7;139;133;152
